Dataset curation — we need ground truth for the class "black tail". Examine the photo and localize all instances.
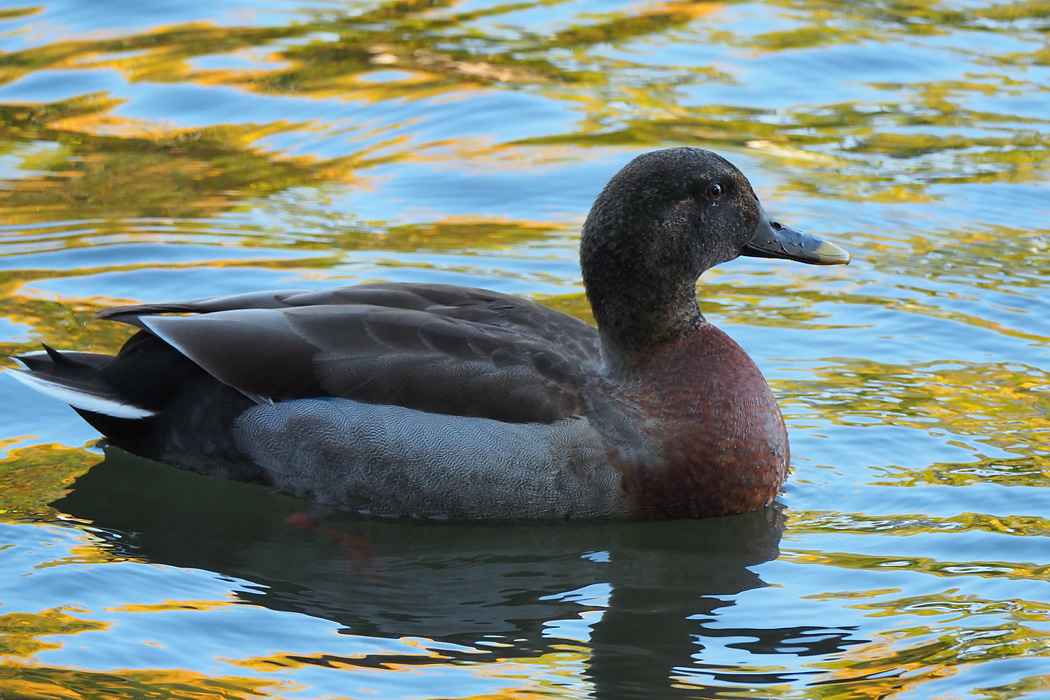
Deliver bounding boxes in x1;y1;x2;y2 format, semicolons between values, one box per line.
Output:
11;344;155;421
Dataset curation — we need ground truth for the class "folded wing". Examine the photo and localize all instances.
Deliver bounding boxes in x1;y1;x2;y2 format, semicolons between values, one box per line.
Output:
105;283;603;425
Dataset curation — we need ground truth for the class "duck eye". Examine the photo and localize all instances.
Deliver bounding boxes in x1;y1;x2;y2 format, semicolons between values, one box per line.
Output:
705;182;723;200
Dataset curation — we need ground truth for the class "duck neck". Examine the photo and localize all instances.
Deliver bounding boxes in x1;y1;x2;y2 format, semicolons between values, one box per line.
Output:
586;273;706;377
578;166;712;377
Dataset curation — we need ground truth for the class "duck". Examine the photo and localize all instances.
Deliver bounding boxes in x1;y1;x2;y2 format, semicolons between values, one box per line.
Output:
11;148;849;520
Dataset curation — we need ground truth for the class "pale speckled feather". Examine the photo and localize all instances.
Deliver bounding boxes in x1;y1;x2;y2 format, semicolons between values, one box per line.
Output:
233;398;628;519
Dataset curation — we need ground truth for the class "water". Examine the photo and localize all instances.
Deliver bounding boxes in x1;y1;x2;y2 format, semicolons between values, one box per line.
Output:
1;0;1048;697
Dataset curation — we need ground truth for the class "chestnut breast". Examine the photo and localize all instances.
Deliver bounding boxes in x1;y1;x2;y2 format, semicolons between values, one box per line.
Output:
613;323;789;518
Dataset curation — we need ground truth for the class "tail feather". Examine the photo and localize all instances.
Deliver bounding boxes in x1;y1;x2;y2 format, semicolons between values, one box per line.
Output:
10;349;155;420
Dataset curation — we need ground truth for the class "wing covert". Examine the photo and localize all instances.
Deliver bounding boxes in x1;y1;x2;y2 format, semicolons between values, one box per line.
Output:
120;284;602;424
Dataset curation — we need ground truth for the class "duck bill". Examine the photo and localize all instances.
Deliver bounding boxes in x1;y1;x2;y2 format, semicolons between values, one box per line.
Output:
741;208;850;265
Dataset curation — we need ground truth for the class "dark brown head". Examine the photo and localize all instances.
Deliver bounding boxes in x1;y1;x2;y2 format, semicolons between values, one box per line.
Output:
579;147;848;372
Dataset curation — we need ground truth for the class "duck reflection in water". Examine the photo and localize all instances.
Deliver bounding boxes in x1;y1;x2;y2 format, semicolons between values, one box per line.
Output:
50;447;865;697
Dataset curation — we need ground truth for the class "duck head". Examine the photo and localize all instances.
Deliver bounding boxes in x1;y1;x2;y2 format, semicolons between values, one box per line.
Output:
579;147;849;370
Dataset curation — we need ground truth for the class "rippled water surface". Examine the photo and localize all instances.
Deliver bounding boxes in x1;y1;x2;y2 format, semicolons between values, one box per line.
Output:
1;0;1049;698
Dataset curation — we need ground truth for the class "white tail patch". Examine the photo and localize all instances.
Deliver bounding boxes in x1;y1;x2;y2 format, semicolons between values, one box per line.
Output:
7;370;155;419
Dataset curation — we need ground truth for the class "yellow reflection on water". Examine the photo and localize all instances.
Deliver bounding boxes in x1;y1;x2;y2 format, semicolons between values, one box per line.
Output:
0;607;107;658
805;634;957;700
0;113;368;223
0;664;286;700
108;599;241;614
782;549;1050;582
789;359;1050;465
791;510;1050;538
229;640;593;698
775;587;1050;699
0;444;99;521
